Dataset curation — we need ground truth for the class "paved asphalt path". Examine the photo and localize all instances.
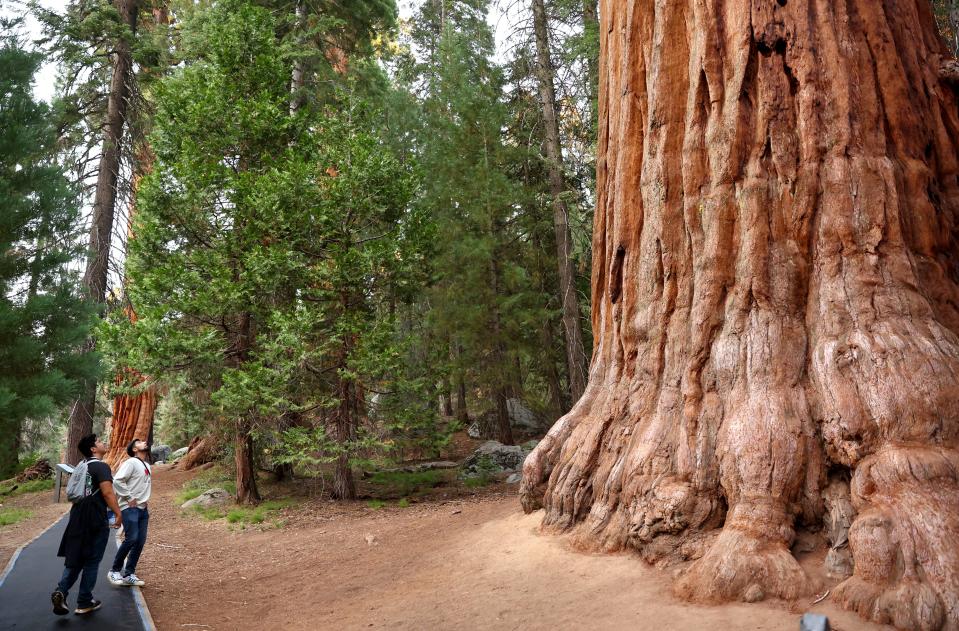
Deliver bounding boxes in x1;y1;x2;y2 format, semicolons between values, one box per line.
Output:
0;513;147;630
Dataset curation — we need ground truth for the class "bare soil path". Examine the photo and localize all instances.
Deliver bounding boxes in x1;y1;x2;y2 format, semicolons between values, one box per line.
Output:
141;466;888;631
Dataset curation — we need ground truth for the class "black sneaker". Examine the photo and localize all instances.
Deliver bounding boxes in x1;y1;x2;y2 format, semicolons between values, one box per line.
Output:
51;590;69;615
74;599;102;615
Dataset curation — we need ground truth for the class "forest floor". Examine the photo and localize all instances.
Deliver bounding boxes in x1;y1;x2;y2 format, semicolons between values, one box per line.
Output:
137;466;889;630
0;438;891;631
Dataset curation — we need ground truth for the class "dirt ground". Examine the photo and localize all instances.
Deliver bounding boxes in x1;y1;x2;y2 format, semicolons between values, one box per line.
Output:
128;464;890;631
0;488;69;571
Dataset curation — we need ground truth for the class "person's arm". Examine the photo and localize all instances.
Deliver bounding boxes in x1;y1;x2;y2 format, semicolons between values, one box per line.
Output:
99;480;123;527
112;460;131;503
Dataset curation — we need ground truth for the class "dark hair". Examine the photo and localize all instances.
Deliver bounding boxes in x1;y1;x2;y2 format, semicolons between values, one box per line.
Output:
78;434;98;459
126;439;142;457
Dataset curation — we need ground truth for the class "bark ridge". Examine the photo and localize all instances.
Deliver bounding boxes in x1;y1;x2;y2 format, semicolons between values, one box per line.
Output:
521;1;959;629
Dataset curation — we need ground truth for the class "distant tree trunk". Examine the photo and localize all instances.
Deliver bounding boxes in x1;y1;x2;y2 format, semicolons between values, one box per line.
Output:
234;421;259;504
531;0;587;406
542;321;566;419
521;2;959;629
0;423;20;479
232;312;260;504
582;0;599;129
454;364;469;423
332;293;358;500
65;0;140;465
332;376;357;500
441;384;454;416
290;0;306;114
949;0;959;56
488;258;514;446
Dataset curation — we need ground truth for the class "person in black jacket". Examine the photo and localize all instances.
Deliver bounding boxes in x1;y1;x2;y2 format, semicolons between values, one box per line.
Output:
51;434;122;616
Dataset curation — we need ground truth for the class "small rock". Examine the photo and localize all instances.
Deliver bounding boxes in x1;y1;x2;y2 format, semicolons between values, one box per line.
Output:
451;509;462;515
181;488;233;510
800;613;831;631
743;584;764;603
506;473;521;484
365;533;378;546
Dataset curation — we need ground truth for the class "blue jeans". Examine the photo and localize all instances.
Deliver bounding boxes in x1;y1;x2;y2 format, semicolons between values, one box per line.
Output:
57;525;109;607
112;507;149;576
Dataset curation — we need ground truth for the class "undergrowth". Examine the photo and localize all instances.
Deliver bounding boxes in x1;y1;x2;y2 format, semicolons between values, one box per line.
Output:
0;507;32;527
366;469;446;498
187;498;295;529
0;478;55;498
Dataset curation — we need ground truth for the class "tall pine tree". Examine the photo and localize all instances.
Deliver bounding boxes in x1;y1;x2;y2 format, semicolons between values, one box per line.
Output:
0;33;97;477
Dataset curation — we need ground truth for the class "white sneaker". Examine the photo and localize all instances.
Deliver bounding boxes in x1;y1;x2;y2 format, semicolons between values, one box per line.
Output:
107;571;124;585
121;574;145;587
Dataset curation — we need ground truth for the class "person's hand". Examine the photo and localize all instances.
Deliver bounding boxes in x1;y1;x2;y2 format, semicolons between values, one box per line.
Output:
112;512;122;528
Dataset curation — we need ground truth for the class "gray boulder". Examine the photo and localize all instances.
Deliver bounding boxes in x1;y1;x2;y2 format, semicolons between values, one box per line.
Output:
462;440;536;476
181;488;233;510
150;444;171;462
170;446;189;461
506;399;545;431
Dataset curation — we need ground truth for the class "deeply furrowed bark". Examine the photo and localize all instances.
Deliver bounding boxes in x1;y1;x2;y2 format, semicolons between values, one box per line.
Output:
521;1;959;629
104;370;157;468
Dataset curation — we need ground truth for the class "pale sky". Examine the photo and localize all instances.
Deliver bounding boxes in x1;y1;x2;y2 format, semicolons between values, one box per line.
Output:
1;0;62;101
6;0;516;104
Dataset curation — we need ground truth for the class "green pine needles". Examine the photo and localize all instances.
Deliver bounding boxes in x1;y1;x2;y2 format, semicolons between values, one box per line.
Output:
100;0;438;500
0;33;98;479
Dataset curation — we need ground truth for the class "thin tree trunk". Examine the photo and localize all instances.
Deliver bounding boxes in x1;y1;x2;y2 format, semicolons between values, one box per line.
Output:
65;0;140;465
582;0;599;130
530;0;587;406
454;357;469;423
332;292;357;500
521;2;959;629
234;420;259;504
488;258;514;446
332;375;357;500
543;321;566;420
290;0;306;114
232;311;260;504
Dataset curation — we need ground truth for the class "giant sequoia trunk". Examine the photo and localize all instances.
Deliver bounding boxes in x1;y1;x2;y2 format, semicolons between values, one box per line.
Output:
521;2;959;629
104;370;158;468
65;0;140;465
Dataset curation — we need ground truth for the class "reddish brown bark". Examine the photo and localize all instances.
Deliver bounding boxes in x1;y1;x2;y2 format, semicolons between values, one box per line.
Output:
521;1;959;629
104;371;158;468
177;435;217;471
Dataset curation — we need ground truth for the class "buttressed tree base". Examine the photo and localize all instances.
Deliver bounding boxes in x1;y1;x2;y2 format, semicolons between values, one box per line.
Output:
521;1;959;629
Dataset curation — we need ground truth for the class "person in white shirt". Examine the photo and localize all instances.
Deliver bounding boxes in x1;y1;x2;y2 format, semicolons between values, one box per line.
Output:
108;439;152;587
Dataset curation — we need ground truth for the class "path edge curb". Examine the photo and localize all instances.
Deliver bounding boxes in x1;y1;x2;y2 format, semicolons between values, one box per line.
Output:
133;585;157;631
